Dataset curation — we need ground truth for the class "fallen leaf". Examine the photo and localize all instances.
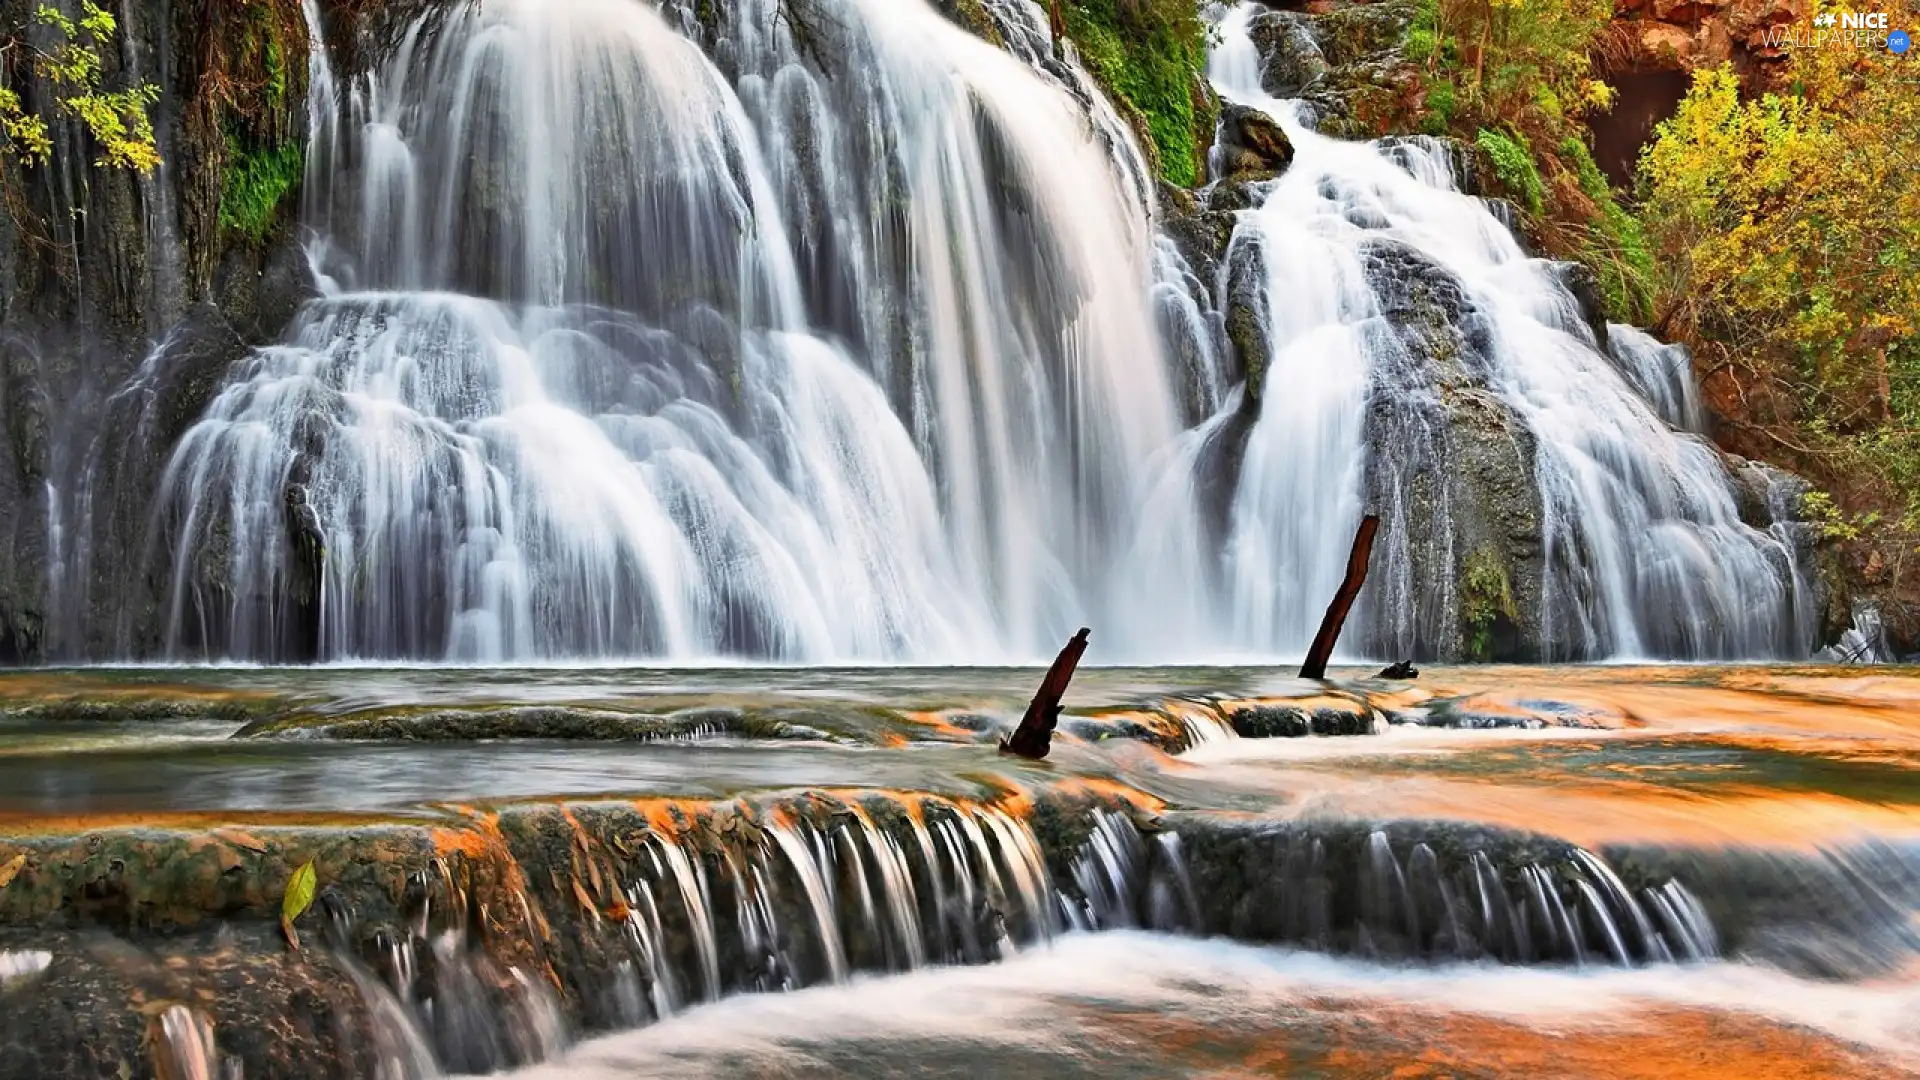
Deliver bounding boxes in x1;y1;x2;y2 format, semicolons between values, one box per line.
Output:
281;914;302;953
606;898;631;922
570;879;597;918
282;859;317;924
0;852;24;889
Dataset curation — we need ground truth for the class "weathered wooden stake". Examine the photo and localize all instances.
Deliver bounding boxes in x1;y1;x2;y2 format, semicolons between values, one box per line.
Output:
1299;515;1380;680
1000;627;1090;760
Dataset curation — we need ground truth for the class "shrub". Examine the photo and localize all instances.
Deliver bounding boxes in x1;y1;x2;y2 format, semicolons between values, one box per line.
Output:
1475;126;1542;214
0;2;160;171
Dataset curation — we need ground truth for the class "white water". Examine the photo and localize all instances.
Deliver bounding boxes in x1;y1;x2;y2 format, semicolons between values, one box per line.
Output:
1607;324;1705;433
501;932;1920;1078
1204;1;1808;660
159;0;1198;663
148;0;1809;664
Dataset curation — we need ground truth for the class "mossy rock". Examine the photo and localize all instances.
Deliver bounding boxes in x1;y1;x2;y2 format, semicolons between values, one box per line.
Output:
928;0;1006;46
1226;702;1374;738
1460;546;1520;661
1222;229;1271;408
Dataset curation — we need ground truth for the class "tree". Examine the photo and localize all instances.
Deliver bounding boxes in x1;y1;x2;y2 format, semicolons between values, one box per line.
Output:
0;2;161;172
1641;52;1919;435
1639;39;1920;607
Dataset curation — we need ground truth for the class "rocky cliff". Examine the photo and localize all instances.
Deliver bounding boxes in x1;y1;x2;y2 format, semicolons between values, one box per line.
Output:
0;0;318;661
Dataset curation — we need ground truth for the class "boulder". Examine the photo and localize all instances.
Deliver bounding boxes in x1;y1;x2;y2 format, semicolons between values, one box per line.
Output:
1248;10;1330;97
1222;229;1273;409
1214;102;1296;182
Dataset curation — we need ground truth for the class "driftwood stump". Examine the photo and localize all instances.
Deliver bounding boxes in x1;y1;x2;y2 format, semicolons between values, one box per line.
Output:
1299;515;1379;680
999;628;1090;760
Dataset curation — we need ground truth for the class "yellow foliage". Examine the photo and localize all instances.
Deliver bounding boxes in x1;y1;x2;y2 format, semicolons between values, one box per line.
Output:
1;1;162;172
1641;51;1919;390
1640;35;1920;527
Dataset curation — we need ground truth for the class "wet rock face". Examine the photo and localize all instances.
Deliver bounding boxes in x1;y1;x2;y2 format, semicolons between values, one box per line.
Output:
0;787;1138;1078
1249;10;1331;97
1246;0;1425;139
1550;261;1611;355
1169;815;1725;966
1355;239;1547;662
0;0;321;664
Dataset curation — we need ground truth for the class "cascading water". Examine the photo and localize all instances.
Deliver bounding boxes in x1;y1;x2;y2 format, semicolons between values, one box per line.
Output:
145;0;1814;663
1202;1;1811;660
157;0;1199;663
1606;324;1705;434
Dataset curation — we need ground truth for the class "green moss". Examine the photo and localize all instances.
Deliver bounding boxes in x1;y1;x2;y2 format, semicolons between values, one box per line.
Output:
264;38;291;113
1061;0;1212;188
1460;547;1516;661
944;0;1006;46
219;137;304;243
1475;127;1543;216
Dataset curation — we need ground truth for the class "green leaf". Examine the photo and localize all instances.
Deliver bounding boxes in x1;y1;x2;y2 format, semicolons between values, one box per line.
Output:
282;859;317;923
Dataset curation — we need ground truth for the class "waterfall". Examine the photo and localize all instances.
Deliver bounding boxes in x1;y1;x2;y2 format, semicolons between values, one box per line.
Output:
1202;1;1809;660
157;0;1198;663
1606;323;1705;433
144;0;1811;663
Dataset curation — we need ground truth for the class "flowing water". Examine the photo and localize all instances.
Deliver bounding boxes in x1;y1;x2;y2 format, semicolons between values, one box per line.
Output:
125;0;1810;665
157;0;1195;664
2;664;1918;1078
1203;2;1809;662
6;0;1912;1076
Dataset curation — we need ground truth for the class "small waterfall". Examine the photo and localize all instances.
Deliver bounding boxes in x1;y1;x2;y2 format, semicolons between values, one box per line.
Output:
1606;324;1705;433
1173;816;1723;966
1201;1;1808;661
1069;808;1201;931
151;1004;223;1080
0;950;51;989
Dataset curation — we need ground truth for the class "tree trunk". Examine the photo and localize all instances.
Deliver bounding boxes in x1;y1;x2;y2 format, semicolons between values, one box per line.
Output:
1000;628;1090;760
1299;515;1380;680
